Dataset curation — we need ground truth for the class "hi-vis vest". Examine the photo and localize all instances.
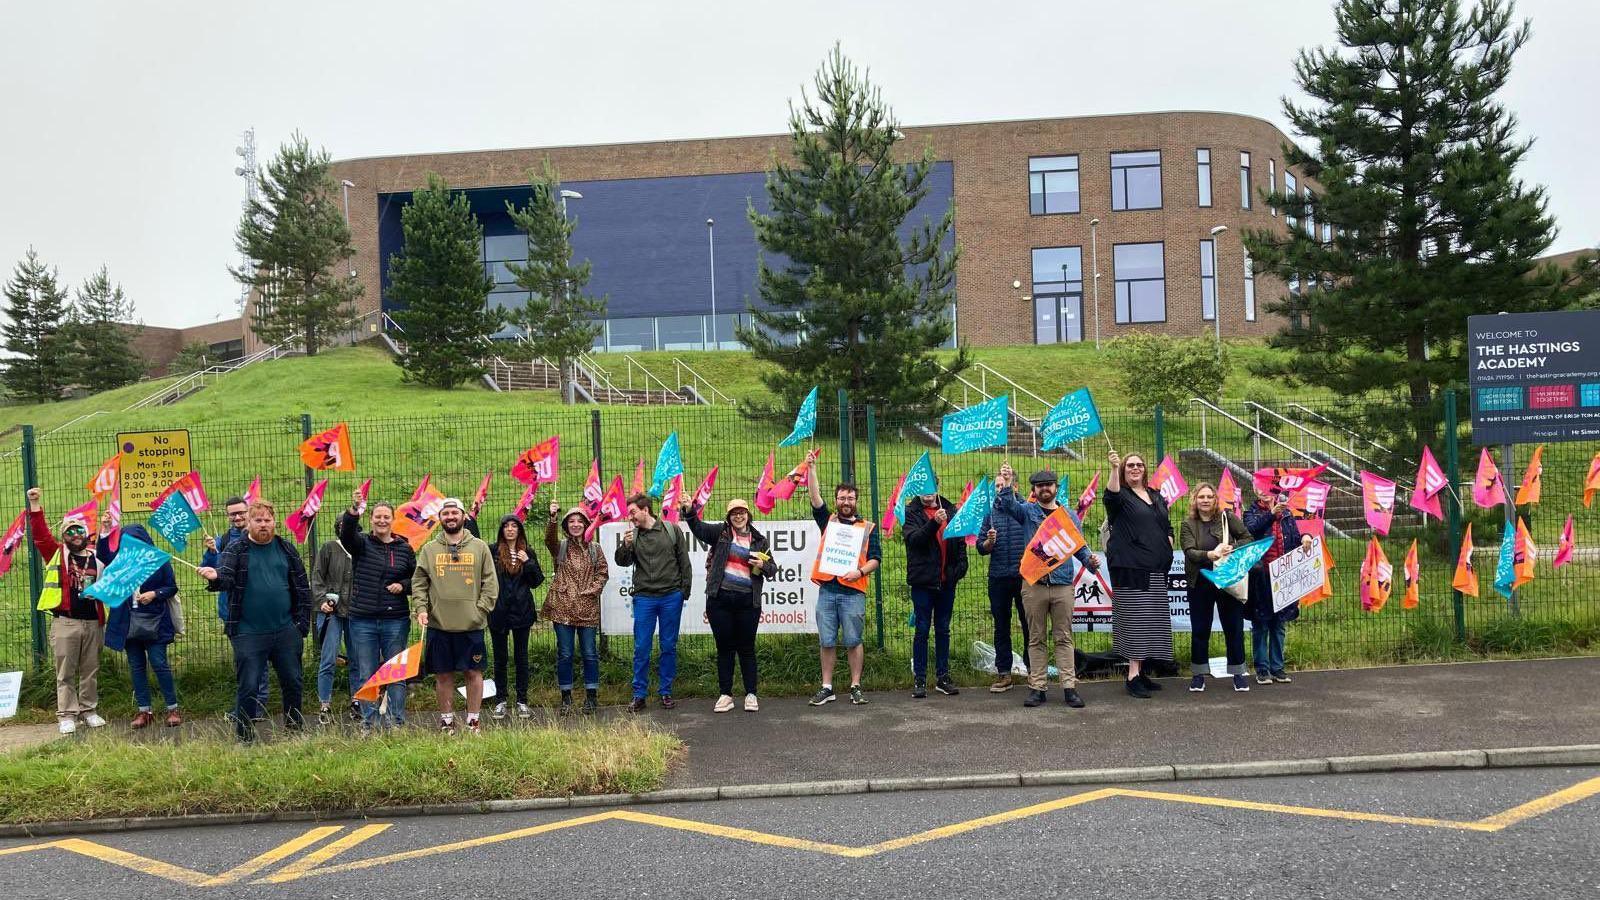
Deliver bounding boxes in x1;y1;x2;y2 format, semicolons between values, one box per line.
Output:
34;550;61;612
810;517;875;593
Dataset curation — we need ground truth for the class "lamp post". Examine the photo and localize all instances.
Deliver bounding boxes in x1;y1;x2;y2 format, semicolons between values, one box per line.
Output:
1060;263;1072;343
706;218;717;350
557;189;583;404
1089;218;1101;349
1209;225;1228;362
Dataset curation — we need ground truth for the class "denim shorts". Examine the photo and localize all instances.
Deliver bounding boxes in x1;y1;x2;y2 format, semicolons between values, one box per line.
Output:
815;584;866;649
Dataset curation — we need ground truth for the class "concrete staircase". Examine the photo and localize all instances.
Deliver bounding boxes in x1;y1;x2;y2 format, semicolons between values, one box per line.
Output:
1178;448;1421;537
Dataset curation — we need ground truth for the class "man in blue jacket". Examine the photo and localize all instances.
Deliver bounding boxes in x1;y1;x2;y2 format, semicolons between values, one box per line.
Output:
203;496;267;718
978;498;1029;693
994;463;1099;709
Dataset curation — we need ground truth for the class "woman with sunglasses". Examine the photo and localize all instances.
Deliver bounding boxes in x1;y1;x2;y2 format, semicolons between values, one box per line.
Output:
1103;450;1176;699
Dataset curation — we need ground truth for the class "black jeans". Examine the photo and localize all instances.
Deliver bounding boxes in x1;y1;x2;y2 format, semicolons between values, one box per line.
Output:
706;590;760;696
1187;578;1247;675
230;624;304;739
490;625;531;704
988;576;1029;675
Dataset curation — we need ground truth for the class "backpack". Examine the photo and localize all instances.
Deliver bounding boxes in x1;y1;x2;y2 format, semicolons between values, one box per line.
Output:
557;539;601;567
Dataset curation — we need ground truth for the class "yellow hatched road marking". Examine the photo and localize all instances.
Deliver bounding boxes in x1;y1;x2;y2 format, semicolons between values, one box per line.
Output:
1475;775;1600;830
201;825;344;886
257;824;391;884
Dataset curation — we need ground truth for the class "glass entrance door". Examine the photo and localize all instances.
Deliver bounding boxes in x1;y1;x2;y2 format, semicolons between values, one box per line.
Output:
1035;293;1084;344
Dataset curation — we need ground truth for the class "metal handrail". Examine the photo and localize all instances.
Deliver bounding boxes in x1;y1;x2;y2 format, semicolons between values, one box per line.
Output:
572;353;627;403
1187;398;1361;489
672;358;735;406
617;356;685;404
969;362;1054;417
1285;402;1414;469
1242;401;1413;491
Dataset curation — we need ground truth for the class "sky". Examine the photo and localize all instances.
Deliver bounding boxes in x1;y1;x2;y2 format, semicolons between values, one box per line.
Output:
1;0;1595;328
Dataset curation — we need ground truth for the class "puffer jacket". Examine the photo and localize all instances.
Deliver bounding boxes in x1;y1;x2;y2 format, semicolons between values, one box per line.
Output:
338;511;416;619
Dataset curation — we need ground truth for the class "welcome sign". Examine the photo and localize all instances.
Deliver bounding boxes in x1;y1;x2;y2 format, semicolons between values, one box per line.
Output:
1468;310;1600;444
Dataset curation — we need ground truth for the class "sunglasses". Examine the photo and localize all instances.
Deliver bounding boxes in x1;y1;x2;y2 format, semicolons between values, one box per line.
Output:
449;548;461;563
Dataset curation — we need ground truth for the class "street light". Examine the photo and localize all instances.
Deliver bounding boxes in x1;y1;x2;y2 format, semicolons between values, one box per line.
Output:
1209;225;1229;362
706;218;718;350
556;189;583;404
1089;218;1102;349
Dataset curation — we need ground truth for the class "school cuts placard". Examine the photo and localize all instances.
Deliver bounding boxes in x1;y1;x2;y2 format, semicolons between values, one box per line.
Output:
1269;537;1326;612
599;520;821;635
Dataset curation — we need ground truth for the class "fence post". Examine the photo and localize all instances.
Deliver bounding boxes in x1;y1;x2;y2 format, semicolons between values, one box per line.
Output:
299;414;317;548
866;405;884;651
1153;404;1165;462
1444;391;1466;642
1500;441;1519;618
22;425;44;669
837;389;854;483
590;408;608;657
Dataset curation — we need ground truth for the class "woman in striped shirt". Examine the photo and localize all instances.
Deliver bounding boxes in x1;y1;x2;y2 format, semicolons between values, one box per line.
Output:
683;497;778;713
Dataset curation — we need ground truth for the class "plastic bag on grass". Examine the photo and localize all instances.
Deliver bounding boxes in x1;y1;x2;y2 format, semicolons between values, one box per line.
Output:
969;641;1030;676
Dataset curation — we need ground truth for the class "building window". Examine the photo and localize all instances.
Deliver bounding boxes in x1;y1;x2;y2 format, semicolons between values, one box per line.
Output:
1197;149;1212;208
1322;221;1333;244
1239;151;1252;210
1304;190;1315;236
1243;251;1256;321
1268;159;1277;216
1113;242;1166;324
1199;240;1217;321
1029;156;1080;215
1284;171;1298;231
1110;151;1162;211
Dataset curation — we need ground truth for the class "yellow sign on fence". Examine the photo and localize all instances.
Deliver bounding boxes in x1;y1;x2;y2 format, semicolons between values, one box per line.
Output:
117;430;193;508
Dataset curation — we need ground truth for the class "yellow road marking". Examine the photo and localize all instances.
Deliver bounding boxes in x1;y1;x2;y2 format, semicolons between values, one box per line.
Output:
1114;789;1498;831
51;838;217;887
862;788;1121;854
1475;775;1600;830
612;810;867;857
257;824;391;884
201;826;343;886
0;841;57;858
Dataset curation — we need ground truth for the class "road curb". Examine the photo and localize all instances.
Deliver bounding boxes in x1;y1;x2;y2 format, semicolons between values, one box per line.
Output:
4;744;1597;839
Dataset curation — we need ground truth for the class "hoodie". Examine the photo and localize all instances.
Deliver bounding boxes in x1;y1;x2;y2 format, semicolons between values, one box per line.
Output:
411;526;497;632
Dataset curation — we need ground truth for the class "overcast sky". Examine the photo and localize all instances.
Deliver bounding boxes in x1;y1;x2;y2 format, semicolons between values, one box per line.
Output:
1;0;1594;328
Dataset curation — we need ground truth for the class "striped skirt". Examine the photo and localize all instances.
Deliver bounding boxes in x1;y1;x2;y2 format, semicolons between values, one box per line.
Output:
1109;567;1175;661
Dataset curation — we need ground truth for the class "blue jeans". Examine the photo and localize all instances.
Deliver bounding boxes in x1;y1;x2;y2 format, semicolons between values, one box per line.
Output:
554;623;600;691
349;616;411;727
911;584;957;681
316;613;358;706
1252;618;1287;675
631;591;684;700
222;591;269;716
230;625;304;739
127;639;177;710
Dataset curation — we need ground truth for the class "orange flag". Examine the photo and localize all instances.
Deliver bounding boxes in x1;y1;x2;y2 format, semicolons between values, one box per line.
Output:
1586;452;1600;509
353;639;424;702
86;454;120;497
1020;505;1088;585
631;459;647;497
1515;445;1543;506
1514;516;1536;589
1316;536;1336;603
393;482;445;551
1360;538;1392;613
299;422;356;471
1217;468;1242;514
1452;523;1478;597
1402;539;1420;609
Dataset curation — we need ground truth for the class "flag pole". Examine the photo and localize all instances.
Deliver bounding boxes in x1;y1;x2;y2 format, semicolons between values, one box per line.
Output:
170;555;202;572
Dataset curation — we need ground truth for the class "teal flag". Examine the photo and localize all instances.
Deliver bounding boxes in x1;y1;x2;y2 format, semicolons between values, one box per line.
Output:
85;536;170;608
941;394;1009;454
1493;519;1516;599
1040;388;1104;451
778;386;819;447
648;432;684;497
149;490;202;553
900;451;939;498
944;477;994;540
1201;537;1275;590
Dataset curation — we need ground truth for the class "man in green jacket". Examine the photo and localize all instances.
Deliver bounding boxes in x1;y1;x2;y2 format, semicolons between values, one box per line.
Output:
413;498;498;734
614;493;693;711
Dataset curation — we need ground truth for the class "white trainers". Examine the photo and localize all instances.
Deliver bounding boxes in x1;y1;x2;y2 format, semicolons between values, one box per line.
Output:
516;702;532;719
58;717;77;735
491;702;507;720
744;693;759;712
82;712;107;729
713;695;735;713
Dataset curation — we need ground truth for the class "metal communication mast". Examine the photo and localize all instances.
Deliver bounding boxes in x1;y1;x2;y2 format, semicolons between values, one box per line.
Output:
232;128;259;312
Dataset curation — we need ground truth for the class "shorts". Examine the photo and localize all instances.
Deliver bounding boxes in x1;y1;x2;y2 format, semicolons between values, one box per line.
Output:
815;584;866;649
423;628;487;675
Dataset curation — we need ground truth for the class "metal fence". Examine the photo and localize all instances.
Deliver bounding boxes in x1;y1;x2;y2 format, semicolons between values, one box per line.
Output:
3;391;1596;679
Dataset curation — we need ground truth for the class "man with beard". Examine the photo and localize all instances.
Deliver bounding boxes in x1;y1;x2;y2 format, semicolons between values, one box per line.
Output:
203;496;268;719
412;498;497;734
995;464;1100;709
613;493;693;712
803;448;881;708
27;488;107;734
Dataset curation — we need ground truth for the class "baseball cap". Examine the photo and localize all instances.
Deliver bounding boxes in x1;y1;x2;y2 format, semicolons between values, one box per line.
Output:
726;498;751;514
438;497;465;512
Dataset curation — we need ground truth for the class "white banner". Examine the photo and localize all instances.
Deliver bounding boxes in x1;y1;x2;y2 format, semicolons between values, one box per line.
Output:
1269;537;1325;612
599;520;821;635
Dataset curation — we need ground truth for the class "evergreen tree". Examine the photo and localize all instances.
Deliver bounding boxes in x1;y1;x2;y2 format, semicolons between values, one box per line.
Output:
504;159;606;403
168;341;214;375
739;46;966;422
387;174;500;389
71;266;146;392
1;249;74;403
1243;0;1598;449
231;132;362;356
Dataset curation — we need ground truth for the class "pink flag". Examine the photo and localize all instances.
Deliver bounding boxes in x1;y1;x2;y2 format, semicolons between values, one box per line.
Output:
957;481;978;546
690;466;719;518
754;452;778;514
585;476;627;540
62;498;99;532
661;474;685;524
512;480;540;522
1295;479;1331;517
285;479;329;543
472;470;493;512
409;474;432;504
1214;469;1239;514
1077;472;1101;519
630;459;647;497
1554;515;1575;569
1360;470;1396;535
582;461;603;514
882;472;908;535
1150;455;1188;504
244;475;262;505
511;436;560;486
353;477;373;516
770;455;812;502
1252;464;1327;496
1410;445;1446;521
0;511;26;577
1471;448;1503;509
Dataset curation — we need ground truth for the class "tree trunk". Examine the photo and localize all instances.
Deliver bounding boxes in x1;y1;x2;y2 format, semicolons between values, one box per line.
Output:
1406;331;1435;449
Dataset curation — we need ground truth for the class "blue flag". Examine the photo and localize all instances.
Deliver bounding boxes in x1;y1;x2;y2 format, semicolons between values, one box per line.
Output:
85;536;170;608
648;432;684;498
1202;537;1275;590
900;452;939;498
941;394;1009;454
149;490;203;553
944;477;995;540
778;386;819;447
1040;388;1104;451
1493;519;1516;599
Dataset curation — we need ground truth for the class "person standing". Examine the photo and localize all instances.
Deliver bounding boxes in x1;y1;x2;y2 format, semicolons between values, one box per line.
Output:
614;493;693;712
977;502;1028;693
26;488;107;734
994;465;1099;708
101;523;182;728
413;498;497;734
1179;483;1251;692
543;500;606;715
684;496;778;713
203;496;267;719
803;448;880;708
197;498;313;741
902;490;968;699
1103;451;1176;699
310;534;356;725
339;496;417;729
1244;487;1313;685
486;515;544;720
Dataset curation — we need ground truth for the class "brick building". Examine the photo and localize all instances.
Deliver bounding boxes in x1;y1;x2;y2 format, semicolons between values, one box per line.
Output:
133;318;245;375
264;110;1318;353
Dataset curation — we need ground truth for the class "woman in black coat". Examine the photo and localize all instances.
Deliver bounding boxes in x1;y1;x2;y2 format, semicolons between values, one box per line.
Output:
487;515;544;718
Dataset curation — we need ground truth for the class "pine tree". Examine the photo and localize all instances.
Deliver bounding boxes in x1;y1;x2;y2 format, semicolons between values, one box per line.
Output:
71;266;146;392
504;159;606;403
1;249;75;403
168;341;214;375
1243;0;1598;449
387;174;500;389
232;133;362;356
739;46;967;422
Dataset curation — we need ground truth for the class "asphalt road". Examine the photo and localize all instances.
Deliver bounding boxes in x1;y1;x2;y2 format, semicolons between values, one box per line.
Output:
3;766;1596;899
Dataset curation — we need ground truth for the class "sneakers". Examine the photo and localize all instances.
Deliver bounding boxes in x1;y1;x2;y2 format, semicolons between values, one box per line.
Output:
1126;678;1152;699
165;709;183;727
440;716;458;735
1063;688;1085;708
466;716;481;735
744;693;759;712
131;711;153;729
990;675;1015;693
1255;671;1273;685
318;704;333;726
1189;675;1206;692
628;697;647;713
1271;670;1293;683
849;685;867;705
58;717;77;735
560;692;574;716
492;701;507;721
1136;674;1163;692
517;702;532;719
808;686;837;706
1023;689;1048;708
659;695;677;710
348;701;362;722
82;712;107;728
714;694;736;713
935;676;959;696
1232;674;1251;692
911;680;927;699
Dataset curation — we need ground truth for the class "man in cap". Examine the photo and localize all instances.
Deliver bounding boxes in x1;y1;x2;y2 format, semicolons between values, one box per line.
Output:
26;487;107;734
995;463;1099;709
412;497;497;734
